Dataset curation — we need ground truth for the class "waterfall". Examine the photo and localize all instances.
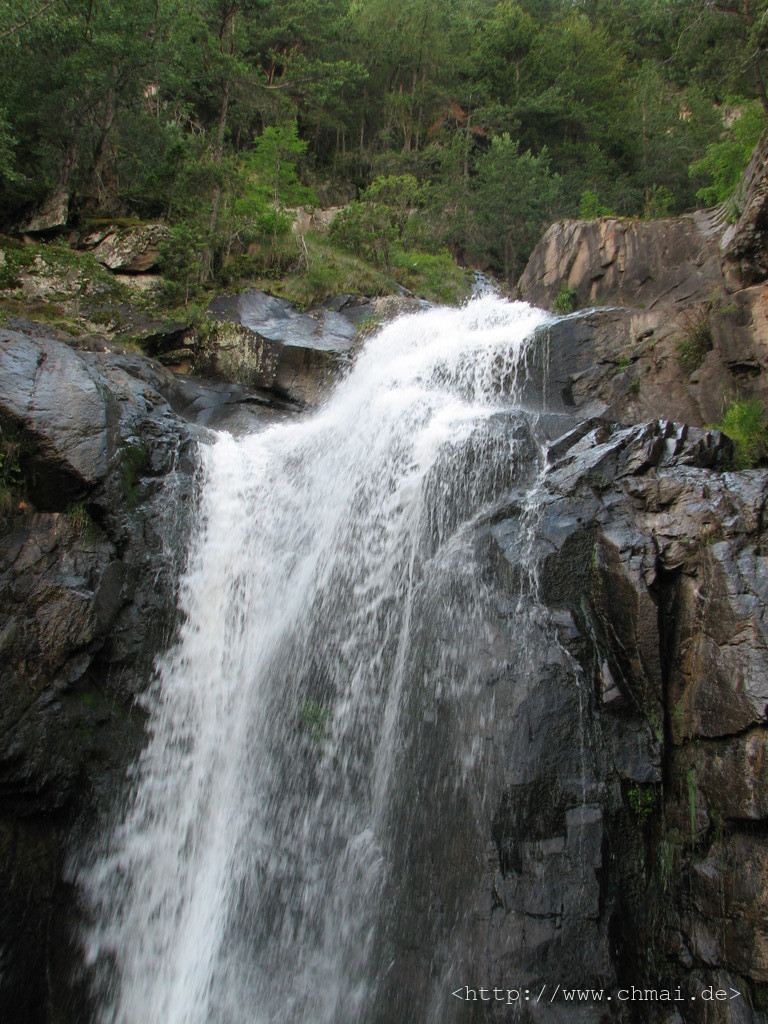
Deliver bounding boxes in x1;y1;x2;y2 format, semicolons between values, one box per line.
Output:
79;295;554;1024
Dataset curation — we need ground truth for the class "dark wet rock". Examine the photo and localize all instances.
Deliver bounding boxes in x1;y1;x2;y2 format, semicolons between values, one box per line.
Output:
198;289;358;405
415;417;768;1020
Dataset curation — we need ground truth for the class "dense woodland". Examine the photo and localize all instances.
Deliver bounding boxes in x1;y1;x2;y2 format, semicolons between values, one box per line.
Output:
1;0;767;296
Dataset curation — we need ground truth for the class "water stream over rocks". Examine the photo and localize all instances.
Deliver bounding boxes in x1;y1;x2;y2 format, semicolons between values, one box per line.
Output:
79;297;561;1023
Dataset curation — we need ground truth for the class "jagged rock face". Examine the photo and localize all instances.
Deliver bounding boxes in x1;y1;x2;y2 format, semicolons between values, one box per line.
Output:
477;419;768;1021
518;217;725;313
517;134;768;435
0;327;287;1023
363;415;768;1023
521;297;768;429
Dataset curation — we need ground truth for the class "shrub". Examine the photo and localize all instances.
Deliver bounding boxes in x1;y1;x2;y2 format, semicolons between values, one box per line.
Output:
715;397;768;468
553;284;577;314
579;189;615;219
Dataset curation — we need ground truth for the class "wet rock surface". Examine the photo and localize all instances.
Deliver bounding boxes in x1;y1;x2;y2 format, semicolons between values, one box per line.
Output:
372;416;768;1023
199;288;361;405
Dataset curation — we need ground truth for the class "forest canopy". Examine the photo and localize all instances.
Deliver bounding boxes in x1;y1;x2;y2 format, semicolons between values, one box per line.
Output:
1;0;765;285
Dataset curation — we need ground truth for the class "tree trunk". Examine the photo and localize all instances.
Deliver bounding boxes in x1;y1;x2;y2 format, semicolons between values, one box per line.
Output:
89;78;116;201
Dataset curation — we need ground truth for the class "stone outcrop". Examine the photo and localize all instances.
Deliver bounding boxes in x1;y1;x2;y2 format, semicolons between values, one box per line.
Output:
721;130;768;284
370;411;768;1023
89;223;170;273
198;289;361;405
18;188;70;234
518;217;725;313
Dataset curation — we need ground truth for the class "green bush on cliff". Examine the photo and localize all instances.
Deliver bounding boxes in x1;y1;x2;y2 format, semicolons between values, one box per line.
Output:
715;397;768;469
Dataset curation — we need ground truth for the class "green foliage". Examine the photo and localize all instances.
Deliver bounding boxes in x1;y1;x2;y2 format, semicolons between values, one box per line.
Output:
578;190;615;218
330;174;424;269
160;223;205;306
473;134;560;279
715;398;768;469
553;284;577;314
628;783;657;824
643;184;674;219
0;0;765;289
689;101;767;207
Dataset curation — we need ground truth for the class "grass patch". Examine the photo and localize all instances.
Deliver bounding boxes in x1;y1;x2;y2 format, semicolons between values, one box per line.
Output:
715;397;768;468
66;500;98;538
298;697;332;745
388;246;471;305
677;307;713;373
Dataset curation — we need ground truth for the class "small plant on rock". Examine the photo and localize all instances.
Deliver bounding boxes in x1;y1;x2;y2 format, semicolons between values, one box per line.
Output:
628;783;657;824
677;307;712;373
553;284;577;314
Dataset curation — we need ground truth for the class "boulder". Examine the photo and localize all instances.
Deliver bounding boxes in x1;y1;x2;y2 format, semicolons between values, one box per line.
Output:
92;224;170;273
18;188;70;234
199;289;360;405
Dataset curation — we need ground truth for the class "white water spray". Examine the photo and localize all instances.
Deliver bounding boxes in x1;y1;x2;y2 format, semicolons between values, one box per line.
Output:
80;296;551;1024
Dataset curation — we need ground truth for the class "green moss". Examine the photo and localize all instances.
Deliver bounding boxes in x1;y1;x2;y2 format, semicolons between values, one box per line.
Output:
120;442;149;508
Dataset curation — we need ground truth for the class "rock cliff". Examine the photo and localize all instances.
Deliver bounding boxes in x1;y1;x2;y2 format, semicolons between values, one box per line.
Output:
518;132;768;432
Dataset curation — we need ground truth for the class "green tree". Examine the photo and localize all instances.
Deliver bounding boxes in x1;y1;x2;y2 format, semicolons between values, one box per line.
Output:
473;133;560;279
689;100;767;206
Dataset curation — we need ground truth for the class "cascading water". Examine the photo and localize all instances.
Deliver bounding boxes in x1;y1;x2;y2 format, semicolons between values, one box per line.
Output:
79;295;562;1024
